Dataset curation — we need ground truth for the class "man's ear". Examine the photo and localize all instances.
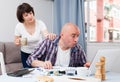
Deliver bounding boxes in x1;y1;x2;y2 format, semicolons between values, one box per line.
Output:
60;32;63;36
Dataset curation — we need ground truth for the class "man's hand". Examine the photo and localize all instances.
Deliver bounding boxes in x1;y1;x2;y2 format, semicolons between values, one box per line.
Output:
31;60;53;69
41;61;53;69
84;62;90;68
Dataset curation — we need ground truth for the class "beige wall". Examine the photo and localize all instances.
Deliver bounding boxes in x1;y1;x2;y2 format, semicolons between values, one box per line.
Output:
0;0;53;42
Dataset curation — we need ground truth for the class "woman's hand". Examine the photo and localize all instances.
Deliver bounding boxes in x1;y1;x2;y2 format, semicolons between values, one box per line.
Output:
14;36;21;46
42;29;56;40
47;33;56;40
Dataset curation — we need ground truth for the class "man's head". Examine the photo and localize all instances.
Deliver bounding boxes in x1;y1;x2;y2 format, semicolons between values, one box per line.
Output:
60;23;80;49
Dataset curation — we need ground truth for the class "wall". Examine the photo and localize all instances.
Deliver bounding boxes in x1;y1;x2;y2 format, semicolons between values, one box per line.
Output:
0;0;53;42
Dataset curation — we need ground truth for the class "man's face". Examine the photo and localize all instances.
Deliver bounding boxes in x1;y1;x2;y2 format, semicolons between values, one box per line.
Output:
62;26;80;48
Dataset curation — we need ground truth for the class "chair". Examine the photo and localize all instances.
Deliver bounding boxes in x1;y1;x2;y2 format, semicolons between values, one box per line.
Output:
0;52;6;75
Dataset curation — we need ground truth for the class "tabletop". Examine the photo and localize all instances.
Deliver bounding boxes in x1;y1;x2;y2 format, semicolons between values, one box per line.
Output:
0;67;120;82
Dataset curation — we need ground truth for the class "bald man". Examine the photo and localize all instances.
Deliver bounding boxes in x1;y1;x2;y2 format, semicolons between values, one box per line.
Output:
27;23;90;69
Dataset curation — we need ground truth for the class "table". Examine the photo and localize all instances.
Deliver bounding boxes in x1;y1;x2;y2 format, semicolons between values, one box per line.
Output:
103;72;120;82
0;75;34;82
0;74;100;82
0;70;120;82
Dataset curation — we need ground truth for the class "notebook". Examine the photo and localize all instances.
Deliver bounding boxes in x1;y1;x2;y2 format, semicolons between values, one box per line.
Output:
88;49;120;75
7;68;34;77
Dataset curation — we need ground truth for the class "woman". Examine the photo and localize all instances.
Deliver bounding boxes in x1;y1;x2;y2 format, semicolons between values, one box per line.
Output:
14;3;56;68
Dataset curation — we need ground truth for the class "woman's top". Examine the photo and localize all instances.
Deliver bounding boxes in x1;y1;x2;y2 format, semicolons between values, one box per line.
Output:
15;20;47;54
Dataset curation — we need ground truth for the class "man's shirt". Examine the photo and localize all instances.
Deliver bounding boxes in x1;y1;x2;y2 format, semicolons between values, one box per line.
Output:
55;45;71;66
27;36;87;67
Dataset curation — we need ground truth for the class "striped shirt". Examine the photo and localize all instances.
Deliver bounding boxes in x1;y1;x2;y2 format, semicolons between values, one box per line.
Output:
27;36;87;67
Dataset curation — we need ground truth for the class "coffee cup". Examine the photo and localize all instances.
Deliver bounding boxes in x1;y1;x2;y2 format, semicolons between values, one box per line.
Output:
65;68;76;76
77;67;88;77
20;37;27;46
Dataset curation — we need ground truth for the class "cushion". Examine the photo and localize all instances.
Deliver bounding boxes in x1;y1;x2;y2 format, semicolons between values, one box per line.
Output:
5;63;23;73
4;42;21;64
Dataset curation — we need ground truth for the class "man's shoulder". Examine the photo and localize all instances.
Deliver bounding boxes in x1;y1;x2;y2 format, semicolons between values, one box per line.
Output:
71;44;85;56
74;43;82;49
71;43;84;52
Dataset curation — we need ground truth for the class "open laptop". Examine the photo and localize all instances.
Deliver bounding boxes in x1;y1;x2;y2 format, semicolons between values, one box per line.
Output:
88;49;120;76
0;52;6;75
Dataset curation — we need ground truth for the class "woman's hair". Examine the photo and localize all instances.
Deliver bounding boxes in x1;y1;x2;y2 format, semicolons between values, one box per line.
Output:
16;3;34;23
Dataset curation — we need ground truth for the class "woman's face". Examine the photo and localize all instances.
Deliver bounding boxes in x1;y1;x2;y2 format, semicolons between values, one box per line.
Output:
22;11;35;23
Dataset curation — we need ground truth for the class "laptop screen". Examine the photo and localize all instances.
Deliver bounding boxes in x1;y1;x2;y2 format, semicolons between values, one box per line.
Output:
88;49;120;75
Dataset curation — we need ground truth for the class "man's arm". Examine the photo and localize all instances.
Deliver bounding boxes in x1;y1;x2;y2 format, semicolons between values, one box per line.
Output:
76;43;90;67
26;39;53;69
77;44;90;67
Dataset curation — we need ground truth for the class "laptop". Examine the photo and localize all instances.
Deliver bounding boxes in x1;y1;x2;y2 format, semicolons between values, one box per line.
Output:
0;52;6;75
88;49;120;76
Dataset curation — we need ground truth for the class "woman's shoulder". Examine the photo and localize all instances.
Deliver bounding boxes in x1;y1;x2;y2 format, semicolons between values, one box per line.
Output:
16;22;23;27
36;19;47;29
15;23;24;30
36;19;45;24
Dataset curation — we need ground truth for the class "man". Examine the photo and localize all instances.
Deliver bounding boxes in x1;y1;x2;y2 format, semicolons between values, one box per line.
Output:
27;23;90;69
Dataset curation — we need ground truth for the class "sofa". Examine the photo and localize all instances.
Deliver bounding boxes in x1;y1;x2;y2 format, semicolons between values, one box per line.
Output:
0;42;23;75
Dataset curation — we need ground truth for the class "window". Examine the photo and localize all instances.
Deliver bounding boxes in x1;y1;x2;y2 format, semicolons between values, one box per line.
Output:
85;0;120;42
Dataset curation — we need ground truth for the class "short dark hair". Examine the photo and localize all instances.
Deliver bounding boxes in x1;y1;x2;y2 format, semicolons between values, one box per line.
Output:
16;3;35;23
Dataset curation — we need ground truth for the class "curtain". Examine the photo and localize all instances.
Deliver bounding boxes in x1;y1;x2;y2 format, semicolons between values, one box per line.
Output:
53;0;86;52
